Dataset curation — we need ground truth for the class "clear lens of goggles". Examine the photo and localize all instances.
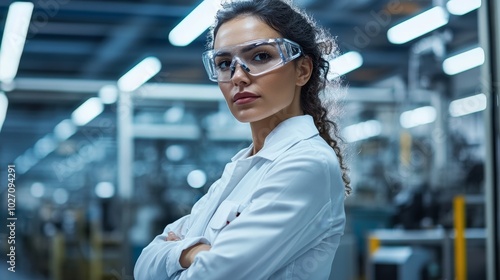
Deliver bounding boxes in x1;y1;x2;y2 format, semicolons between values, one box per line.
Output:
202;38;303;82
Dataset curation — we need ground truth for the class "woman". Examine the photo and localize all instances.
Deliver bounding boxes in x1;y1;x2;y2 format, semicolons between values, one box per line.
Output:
134;0;350;279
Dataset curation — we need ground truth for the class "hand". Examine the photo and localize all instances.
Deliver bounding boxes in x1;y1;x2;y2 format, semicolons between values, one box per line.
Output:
180;243;211;268
166;231;181;241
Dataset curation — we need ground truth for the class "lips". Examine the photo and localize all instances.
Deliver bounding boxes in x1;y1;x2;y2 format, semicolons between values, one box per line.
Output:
233;91;260;104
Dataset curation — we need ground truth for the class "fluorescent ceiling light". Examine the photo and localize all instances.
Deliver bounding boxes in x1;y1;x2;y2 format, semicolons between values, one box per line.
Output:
342;120;381;143
117;56;162;92
1;81;15;92
54;119;77;141
164;106;185;123
442;47;485;75
34;134;57;158
447;0;481;15
387;6;448;44
99;85;118;104
449;93;487;117
328;51;363;80
165;145;186;161
95;182;115;199
14;148;38;174
187;169;207;189
30;182;45;198
0;2;34;83
71;97;104;126
0;92;8;132
53;188;69;204
169;0;220;46
400;106;437;128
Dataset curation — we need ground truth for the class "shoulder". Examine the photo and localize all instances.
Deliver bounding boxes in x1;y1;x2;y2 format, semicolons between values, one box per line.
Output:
260;135;340;192
273;135;344;194
279;134;340;170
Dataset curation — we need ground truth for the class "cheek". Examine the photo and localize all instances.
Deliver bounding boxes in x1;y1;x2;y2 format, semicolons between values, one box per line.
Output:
218;84;237;113
218;84;231;102
267;72;297;99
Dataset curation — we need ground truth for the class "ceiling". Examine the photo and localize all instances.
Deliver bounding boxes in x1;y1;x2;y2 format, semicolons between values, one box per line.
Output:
0;0;480;180
2;0;479;84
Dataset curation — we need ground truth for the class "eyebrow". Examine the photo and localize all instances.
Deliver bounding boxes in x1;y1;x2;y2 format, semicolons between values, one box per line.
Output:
214;42;273;57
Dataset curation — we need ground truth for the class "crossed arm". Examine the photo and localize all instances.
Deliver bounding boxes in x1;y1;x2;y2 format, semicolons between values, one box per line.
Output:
166;231;211;268
134;149;343;280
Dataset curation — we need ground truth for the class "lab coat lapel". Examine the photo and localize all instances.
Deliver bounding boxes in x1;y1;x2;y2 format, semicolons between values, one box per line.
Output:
185;159;252;238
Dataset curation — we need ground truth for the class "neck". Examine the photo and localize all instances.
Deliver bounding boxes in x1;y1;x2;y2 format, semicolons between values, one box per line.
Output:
249;87;303;155
249;111;302;155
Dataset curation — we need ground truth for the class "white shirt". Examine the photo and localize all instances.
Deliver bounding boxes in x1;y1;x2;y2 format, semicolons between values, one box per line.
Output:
134;115;346;280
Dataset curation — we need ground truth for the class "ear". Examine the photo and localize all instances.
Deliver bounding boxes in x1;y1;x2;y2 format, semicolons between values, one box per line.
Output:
295;56;313;87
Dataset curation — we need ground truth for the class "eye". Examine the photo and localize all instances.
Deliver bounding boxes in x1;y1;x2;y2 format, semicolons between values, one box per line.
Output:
215;59;231;71
253;52;272;62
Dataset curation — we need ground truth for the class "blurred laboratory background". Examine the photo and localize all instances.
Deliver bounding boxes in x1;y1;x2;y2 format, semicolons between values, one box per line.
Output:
0;0;499;280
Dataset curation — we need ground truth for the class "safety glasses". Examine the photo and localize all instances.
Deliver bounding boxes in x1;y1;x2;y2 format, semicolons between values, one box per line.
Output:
202;38;303;82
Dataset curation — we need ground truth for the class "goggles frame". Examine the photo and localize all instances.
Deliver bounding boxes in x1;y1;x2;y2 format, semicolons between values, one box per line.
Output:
202;38;303;82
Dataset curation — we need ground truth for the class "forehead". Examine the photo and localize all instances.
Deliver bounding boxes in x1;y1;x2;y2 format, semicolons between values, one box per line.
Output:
214;15;282;49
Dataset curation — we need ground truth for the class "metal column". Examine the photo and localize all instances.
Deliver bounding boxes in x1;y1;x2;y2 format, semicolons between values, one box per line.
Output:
117;90;134;274
480;1;500;280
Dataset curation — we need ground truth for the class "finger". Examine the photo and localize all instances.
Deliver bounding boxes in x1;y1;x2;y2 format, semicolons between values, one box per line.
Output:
166;231;180;241
166;232;176;241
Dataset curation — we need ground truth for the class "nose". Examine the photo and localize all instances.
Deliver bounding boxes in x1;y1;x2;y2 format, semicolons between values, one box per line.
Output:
229;57;250;80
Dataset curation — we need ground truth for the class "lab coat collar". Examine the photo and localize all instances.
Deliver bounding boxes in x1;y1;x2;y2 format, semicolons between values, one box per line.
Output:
231;115;319;162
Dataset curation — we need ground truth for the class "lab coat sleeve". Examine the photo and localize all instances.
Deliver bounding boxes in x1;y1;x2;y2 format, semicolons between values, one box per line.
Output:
133;214;211;280
177;148;344;279
134;183;219;280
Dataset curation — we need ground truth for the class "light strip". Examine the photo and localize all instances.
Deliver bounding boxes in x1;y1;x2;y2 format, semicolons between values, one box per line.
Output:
99;85;118;104
447;0;481;16
443;47;485;75
0;2;34;83
0;92;8;132
387;6;448;45
14;149;38;174
449;93;487;117
71;97;104;126
342;120;382;143
328;51;363;80
54;119;77;141
168;0;220;46
34;134;57;158
400;106;437;128
117;56;162;92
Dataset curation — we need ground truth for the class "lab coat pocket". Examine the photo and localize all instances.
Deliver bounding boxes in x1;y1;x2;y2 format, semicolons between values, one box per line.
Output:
209;200;244;230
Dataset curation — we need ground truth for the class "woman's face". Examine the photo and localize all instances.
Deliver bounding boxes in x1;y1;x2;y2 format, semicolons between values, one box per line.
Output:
214;15;307;124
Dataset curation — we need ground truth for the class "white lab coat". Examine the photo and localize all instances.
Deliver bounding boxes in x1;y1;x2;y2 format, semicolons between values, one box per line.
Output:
134;115;346;280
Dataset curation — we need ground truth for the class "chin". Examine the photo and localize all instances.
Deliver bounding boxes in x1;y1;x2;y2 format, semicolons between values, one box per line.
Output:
230;109;263;123
233;116;255;123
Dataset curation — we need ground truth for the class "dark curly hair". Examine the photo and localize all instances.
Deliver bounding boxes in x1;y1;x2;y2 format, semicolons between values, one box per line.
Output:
208;0;351;195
